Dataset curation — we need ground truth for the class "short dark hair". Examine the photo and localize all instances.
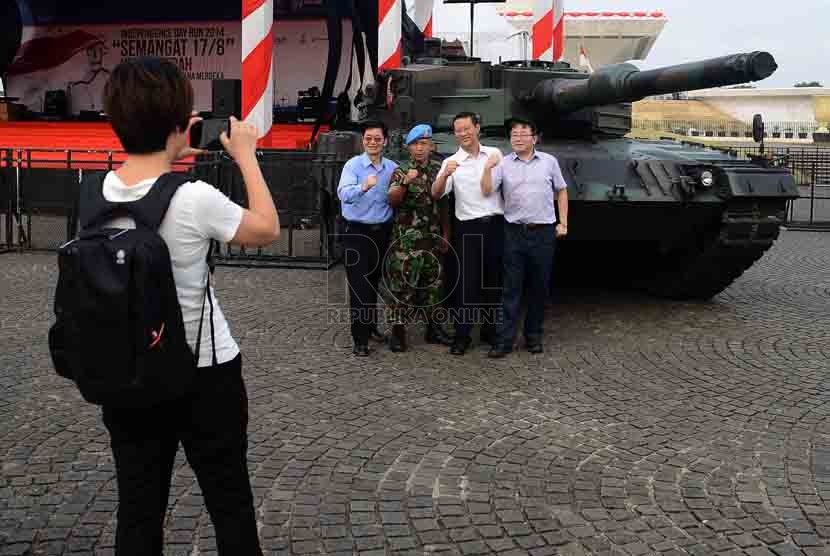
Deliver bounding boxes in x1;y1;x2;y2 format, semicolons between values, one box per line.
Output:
452;112;480;127
362;120;388;138
508;117;537;135
103;57;193;154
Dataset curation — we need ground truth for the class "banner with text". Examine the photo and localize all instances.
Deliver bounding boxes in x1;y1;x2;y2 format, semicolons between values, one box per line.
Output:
7;22;241;114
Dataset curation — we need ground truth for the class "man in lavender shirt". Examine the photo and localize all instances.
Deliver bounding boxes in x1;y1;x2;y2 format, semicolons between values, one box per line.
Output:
481;117;569;357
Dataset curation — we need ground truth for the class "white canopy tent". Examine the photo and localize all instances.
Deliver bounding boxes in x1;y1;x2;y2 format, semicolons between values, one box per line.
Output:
434;10;667;69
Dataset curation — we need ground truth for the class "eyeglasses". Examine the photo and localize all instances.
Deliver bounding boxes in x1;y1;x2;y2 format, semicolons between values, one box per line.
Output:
510;133;535;139
364;136;385;143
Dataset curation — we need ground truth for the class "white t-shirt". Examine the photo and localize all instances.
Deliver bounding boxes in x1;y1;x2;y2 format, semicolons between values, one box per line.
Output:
102;172;244;368
437;145;505;221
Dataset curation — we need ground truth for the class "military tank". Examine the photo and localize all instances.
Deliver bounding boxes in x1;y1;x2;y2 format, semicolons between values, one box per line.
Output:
318;48;798;300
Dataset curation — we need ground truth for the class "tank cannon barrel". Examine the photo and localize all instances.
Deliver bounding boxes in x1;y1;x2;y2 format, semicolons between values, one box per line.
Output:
529;51;777;114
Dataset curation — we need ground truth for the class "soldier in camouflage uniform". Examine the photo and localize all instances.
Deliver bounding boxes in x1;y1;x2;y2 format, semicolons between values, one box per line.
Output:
384;124;454;352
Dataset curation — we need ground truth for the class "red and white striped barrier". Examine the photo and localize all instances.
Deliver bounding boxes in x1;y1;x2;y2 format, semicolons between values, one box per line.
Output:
553;0;564;61
379;0;402;70
578;44;594;73
414;0;434;38
532;0;552;61
241;0;274;138
532;0;564;61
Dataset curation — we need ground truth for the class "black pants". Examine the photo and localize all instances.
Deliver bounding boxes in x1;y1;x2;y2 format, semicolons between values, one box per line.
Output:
497;223;556;348
453;214;504;340
102;355;261;556
343;221;391;344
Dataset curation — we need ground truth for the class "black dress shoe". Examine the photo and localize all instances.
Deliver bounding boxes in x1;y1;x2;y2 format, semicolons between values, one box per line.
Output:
488;346;512;359
369;327;385;342
526;341;543;354
389;324;407;353
425;322;454;346
353;343;370;356
480;329;498;347
450;337;472;356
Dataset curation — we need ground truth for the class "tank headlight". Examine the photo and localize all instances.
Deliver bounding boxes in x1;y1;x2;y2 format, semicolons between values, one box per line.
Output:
700;171;715;188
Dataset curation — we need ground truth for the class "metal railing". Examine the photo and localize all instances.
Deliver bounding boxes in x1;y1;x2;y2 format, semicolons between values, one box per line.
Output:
632;119;822;141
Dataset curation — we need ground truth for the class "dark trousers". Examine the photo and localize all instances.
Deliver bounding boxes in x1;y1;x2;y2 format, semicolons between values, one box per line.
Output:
102;355;261;556
496;223;556;347
453;214;504;340
343;221;391;344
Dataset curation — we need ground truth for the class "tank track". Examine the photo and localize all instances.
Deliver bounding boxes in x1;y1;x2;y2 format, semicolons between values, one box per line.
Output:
644;199;788;300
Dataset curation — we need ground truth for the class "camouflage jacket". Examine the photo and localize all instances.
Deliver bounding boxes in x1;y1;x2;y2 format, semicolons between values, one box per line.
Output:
388;158;444;252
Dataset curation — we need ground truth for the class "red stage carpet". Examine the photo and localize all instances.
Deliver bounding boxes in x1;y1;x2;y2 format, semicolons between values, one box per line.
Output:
0;121;325;165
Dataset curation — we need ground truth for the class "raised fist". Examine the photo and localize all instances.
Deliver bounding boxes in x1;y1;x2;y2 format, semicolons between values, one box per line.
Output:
404;169;419;183
445;160;459;176
485;153;501;169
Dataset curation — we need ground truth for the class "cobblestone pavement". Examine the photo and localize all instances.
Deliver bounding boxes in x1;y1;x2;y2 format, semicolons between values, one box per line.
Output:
1;231;830;556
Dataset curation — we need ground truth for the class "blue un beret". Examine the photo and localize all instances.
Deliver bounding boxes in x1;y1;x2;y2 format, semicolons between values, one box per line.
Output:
405;124;433;145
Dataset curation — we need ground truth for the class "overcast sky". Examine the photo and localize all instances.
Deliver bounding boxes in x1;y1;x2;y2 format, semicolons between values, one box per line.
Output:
432;0;830;88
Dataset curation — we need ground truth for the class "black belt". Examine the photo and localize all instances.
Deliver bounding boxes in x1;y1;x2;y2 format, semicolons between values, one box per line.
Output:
346;221;391;232
465;214;501;223
509;222;554;231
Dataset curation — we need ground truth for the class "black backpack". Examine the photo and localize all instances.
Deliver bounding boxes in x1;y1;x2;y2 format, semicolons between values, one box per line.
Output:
48;172;216;408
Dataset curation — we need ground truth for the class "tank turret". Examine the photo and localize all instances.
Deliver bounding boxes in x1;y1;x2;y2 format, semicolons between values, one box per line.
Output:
377;51;777;139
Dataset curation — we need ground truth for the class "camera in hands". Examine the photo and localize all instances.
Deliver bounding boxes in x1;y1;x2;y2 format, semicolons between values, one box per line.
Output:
190;118;230;151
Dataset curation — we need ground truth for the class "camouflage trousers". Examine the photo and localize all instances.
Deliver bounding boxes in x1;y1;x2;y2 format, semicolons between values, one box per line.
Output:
384;248;445;324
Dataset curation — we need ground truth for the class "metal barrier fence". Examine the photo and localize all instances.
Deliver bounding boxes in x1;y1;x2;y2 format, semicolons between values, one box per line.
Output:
0;147;193;252
0;147;345;267
197;150;345;269
1;148;108;252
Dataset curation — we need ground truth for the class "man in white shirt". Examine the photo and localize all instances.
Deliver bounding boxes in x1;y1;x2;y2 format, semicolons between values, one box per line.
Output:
432;112;505;355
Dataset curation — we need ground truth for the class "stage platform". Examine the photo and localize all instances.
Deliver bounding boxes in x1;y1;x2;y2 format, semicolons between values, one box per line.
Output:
0;121;324;164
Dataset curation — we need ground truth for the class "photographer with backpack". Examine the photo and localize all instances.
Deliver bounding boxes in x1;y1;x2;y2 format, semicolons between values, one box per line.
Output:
49;57;278;555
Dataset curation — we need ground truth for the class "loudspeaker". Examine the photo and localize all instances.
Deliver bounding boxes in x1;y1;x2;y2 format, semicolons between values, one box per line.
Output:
44;90;68;119
211;79;241;119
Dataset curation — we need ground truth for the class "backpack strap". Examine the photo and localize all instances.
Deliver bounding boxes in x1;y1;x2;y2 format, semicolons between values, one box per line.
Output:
80;172;193;231
129;173;194;229
193;240;218;368
78;172;116;230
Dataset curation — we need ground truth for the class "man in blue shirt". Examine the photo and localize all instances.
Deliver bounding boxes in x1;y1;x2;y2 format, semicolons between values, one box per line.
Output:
337;121;398;356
